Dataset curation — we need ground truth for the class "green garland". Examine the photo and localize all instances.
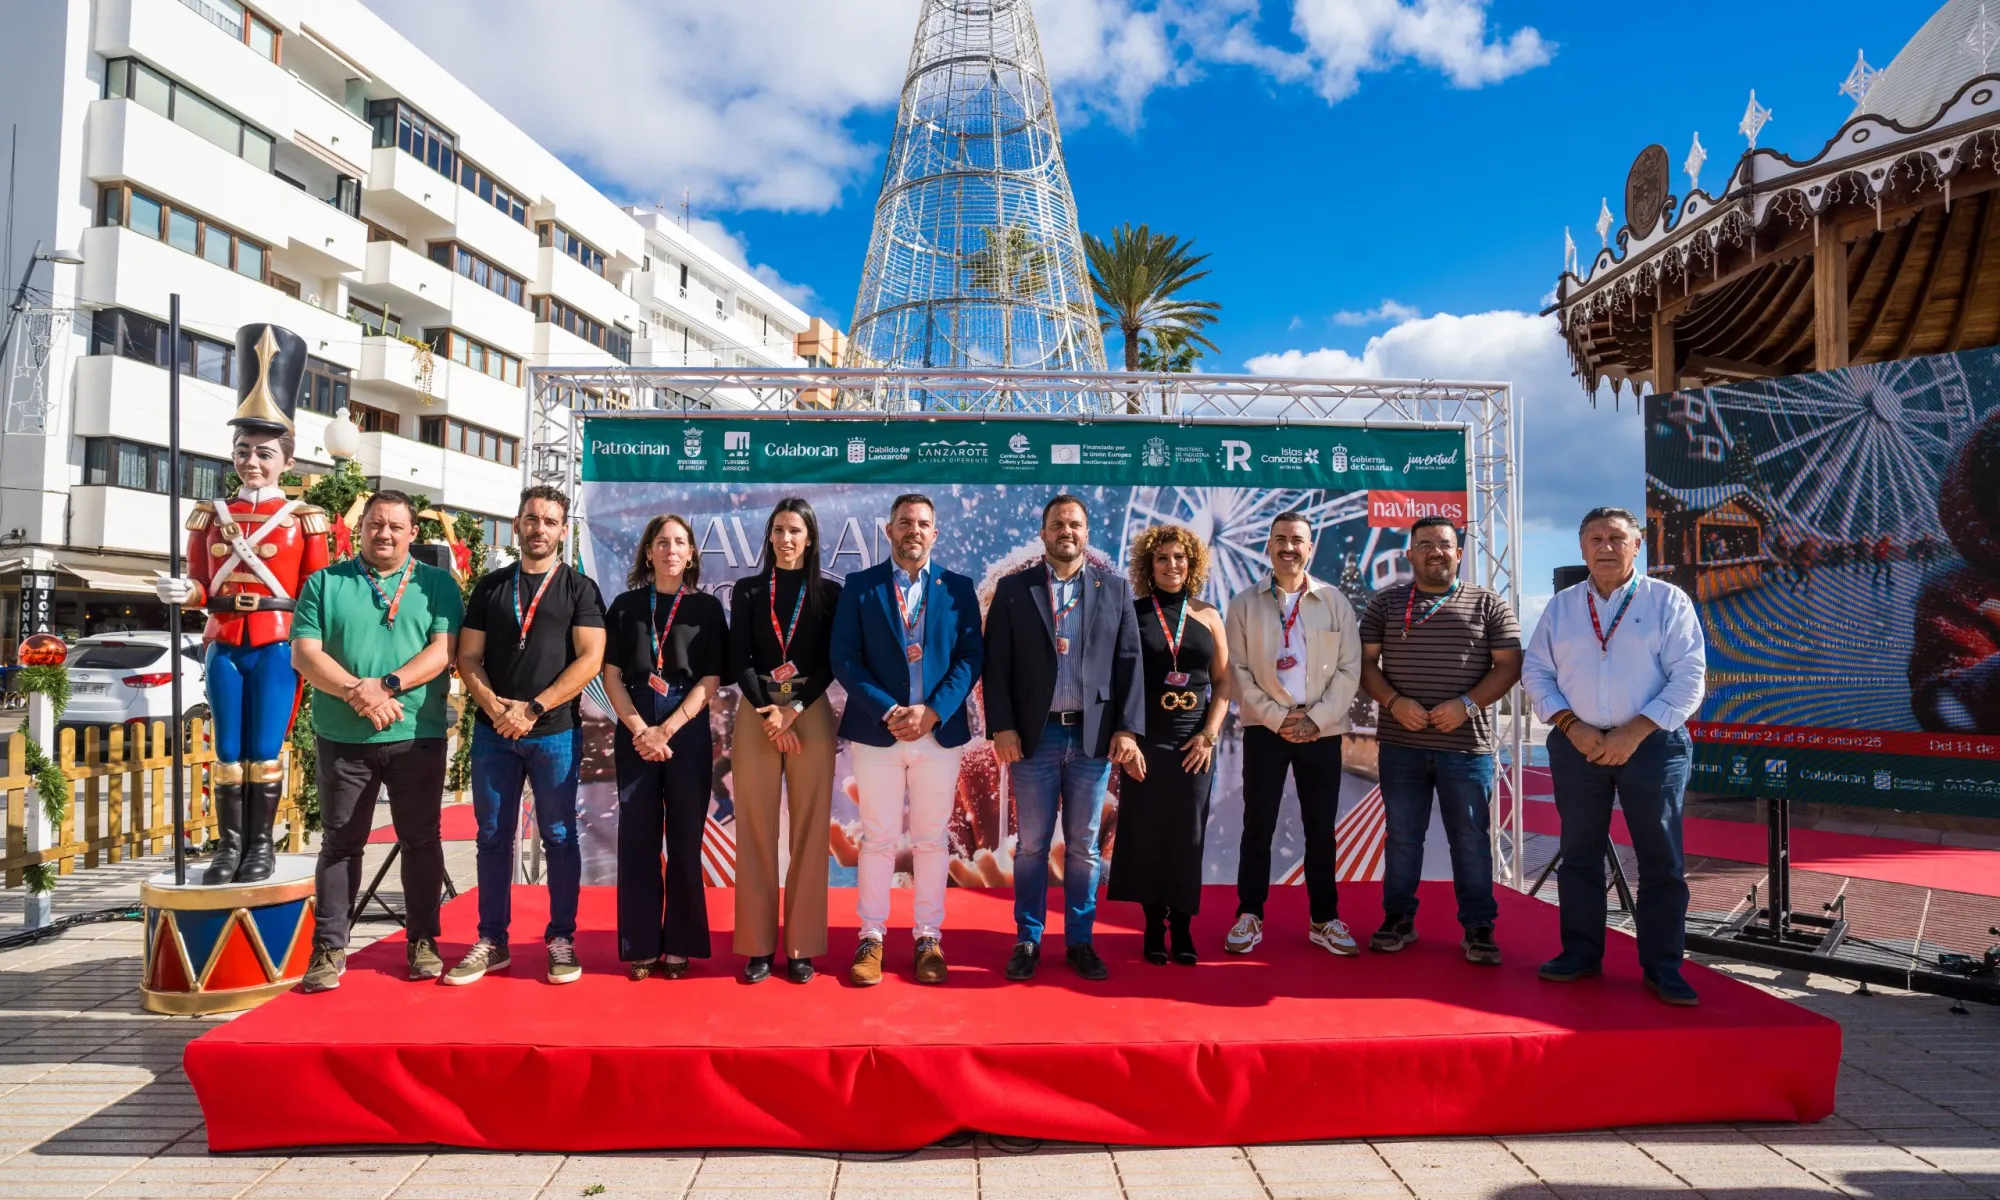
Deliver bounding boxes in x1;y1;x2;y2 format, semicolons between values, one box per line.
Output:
14;668;73;895
17;666;69;721
23;863;55;895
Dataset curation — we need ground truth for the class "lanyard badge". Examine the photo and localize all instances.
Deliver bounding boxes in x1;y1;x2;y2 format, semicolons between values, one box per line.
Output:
1272;580;1305;671
1586;578;1639;660
364;561;414;628
648;585;687;693
769;567;805;682
1402;580;1459;639
893;567;928;663
1153;594;1191;687
1048;566;1080;656
512;565;558;651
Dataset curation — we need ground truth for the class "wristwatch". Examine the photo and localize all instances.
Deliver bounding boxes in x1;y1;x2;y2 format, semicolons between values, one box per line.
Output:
380;673;403;697
1459;695;1477;719
527;699;546;717
790;700;806;714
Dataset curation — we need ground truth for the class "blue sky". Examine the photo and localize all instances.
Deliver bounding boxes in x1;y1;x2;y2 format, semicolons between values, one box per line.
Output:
370;0;1939;611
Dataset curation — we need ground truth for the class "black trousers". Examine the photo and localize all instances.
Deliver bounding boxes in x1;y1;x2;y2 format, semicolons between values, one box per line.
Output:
312;737;447;951
614;685;713;962
1236;724;1343;924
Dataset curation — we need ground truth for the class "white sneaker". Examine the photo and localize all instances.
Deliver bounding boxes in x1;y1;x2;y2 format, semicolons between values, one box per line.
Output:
1310;919;1360;957
1224;913;1263;954
547;937;582;985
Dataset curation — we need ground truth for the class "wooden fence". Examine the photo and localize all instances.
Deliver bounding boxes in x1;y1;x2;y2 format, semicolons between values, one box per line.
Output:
0;721;307;888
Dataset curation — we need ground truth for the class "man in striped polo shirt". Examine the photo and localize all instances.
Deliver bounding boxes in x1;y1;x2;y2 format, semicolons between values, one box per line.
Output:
1357;516;1522;965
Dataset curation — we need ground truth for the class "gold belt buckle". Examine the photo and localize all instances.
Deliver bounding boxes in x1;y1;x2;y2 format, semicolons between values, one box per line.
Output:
772;681;796;696
1159;690;1200;711
232;593;261;612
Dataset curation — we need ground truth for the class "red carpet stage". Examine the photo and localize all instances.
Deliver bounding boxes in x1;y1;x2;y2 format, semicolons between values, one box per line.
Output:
186;884;1839;1152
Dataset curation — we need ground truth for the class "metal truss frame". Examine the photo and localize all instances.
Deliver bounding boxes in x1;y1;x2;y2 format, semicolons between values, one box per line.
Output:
528;365;1529;887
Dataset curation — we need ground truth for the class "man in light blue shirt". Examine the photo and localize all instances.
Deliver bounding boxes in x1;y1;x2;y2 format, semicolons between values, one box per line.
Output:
1522;506;1707;1006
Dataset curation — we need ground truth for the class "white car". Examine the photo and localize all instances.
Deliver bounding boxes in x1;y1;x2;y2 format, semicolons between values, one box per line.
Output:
61;632;210;748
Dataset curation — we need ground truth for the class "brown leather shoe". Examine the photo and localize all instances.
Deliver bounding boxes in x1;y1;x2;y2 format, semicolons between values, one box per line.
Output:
850;938;884;987
914;936;948;985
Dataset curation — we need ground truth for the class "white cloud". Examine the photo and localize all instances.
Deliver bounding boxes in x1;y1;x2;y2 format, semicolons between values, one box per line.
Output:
1243;310;1643;530
1330;299;1423;326
1288;0;1554;101
361;0;1551;213
680;216;818;310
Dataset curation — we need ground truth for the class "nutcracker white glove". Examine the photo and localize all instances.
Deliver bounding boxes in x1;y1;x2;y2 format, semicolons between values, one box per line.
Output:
154;573;200;606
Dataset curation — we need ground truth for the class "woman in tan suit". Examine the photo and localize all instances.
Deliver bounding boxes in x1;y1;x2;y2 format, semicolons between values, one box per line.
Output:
727;498;842;983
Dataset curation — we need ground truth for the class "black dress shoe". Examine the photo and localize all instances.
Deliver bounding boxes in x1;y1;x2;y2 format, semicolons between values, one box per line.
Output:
786;957;814;984
1066;942;1109;981
1169;917;1198;966
742;955;773;983
1004;941;1040;981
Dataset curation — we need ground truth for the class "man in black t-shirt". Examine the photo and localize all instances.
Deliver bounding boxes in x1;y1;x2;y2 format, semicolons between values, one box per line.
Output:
447;486;607;986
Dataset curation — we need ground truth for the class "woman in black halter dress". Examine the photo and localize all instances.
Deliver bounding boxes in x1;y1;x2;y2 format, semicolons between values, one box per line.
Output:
1108;525;1232;965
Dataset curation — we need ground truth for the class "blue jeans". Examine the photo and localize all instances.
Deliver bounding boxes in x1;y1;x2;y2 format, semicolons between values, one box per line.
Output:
1378;742;1498;930
1547;726;1693;979
1010;722;1113;946
470;722;582;946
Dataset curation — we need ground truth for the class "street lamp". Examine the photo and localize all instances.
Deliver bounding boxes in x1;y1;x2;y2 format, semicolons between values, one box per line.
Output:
323;406;362;460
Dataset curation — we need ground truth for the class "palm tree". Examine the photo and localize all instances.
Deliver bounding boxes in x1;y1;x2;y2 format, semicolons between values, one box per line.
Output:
1137;325;1204;373
1084;223;1220;373
964;225;1053;367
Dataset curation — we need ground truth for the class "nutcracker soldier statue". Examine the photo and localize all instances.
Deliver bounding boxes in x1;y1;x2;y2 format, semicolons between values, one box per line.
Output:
154;324;328;885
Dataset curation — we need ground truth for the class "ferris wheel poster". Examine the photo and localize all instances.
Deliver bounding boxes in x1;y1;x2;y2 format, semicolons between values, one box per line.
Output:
566;413;1474;892
1646;346;2000;818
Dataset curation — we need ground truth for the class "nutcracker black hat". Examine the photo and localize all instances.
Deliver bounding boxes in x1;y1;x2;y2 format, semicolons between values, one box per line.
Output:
228;322;307;436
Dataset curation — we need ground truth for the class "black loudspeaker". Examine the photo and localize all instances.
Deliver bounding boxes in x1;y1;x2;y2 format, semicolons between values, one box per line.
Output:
410;543;456;572
1553;565;1590;592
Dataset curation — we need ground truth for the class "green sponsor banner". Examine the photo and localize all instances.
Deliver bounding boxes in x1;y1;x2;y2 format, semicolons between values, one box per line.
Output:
1692;745;2000;818
580;416;1470;491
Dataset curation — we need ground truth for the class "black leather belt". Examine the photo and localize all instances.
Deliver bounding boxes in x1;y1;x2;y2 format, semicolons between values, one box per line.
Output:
207;595;294;614
1048;710;1083;726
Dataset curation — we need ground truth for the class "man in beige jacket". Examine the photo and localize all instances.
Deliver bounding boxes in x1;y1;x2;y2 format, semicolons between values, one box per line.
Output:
1223;511;1363;957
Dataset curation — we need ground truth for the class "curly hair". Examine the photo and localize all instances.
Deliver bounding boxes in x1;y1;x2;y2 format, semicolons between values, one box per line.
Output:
1128;524;1211;598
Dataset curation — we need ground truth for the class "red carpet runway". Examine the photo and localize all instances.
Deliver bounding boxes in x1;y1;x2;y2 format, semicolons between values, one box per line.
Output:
186;884;1839;1152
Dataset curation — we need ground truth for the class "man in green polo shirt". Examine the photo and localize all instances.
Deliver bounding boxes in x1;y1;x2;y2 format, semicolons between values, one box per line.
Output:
290;490;464;992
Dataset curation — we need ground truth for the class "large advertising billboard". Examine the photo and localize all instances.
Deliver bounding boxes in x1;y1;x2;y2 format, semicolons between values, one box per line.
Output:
1646;348;2000;816
570;413;1479;888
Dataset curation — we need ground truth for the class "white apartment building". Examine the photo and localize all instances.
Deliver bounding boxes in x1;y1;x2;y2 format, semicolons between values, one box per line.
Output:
0;0;834;642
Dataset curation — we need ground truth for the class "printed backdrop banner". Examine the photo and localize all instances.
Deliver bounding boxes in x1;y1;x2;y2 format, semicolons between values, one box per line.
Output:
571;413;1477;892
1647;346;2000;817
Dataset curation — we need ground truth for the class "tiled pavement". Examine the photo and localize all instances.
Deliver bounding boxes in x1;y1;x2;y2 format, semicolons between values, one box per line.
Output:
0;837;1994;1200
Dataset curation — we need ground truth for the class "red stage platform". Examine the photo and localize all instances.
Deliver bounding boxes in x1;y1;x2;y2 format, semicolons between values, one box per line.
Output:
186;884;1839;1152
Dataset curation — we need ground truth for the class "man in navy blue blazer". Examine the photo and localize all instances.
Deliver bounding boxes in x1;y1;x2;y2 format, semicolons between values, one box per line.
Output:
830;493;984;987
983;495;1144;982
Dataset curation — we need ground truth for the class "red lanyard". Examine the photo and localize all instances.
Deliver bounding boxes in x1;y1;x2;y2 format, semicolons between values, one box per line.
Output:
1402;580;1459;639
768;567;805;660
1151;593;1189;670
1586;578;1638;660
893;567;928;641
512;565;558;651
1271;580;1305;647
649;585;687;674
364;561;414;629
1047;566;1080;630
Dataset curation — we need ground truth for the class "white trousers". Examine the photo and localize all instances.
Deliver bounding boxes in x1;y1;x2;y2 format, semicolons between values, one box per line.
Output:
850;735;964;942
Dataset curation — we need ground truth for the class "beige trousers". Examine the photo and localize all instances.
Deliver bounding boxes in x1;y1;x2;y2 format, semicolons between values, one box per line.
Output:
731;695;835;957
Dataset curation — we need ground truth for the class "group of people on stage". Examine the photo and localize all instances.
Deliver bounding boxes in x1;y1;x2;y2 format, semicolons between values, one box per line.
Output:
286;487;1708;1008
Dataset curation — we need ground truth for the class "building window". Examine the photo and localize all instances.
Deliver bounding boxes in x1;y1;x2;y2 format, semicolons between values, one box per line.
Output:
418;416;518;467
536;221;606;276
366;99;457;180
300;357;351;416
104;58;274;170
364;219;406;245
457;159;529;226
89;308;237;386
176;0;281;63
84;437;230;499
348;401;399;436
427;242;526;306
99;184;269;283
532;296;631;362
347;298;403;339
271;274;301;299
425;329;523;386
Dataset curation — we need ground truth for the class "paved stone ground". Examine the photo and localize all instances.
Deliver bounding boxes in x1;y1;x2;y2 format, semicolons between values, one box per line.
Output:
0;834;1994;1200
